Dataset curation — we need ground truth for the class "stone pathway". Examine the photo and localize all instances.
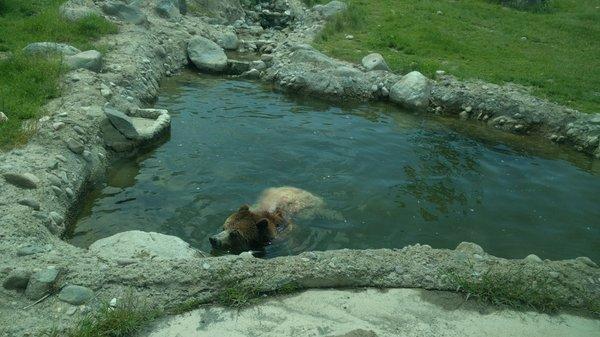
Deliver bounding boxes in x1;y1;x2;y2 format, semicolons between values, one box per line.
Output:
140;288;600;337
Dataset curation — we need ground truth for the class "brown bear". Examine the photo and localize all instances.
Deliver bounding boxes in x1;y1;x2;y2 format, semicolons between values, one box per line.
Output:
208;186;324;254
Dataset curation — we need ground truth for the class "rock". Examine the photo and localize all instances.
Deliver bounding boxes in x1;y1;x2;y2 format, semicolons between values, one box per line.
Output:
216;31;239;50
226;59;252;75
389;71;432;110
361;53;390;72
25;267;59;300
2;270;32;291
102;1;147;25
52;122;65;131
66;138;85;154
89;230;201;260
110;297;118;307
576;257;598;268
252;60;266;71
17;244;51;256
459;111;469;120
261;54;273;62
104;108;139;139
187;36;228;73
58;285;94;305
241;69;260;79
239;251;255;259
313;1;348;18
3;173;40;189
59;0;100;21
48;212;65;226
23;42;81;56
155;0;181;19
455;242;484;255
17;199;40;211
65;50;102;72
525;254;543;264
0;111;7;124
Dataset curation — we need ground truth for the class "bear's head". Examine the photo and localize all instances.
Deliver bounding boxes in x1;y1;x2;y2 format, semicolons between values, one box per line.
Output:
209;205;282;254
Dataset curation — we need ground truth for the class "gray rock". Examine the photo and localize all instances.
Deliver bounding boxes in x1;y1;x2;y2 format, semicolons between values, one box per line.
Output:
65;50;103;72
104;108;139;139
17;244;51;257
25;267;59;300
58;285;94;305
455;242;484;255
89;230;200;260
241;68;261;79
48;174;62;187
102;1;147;25
66;138;85;154
59;0;100;21
576;256;598;268
525;254;543;264
2;173;40;189
23;42;81;56
361;53;390;72
48;212;65;226
155;0;181;19
226;59;252;74
390;71;432;110
187;36;228;73
0;111;7;124
216;31;239;50
313;1;348;18
3;270;32;290
17;199;40;211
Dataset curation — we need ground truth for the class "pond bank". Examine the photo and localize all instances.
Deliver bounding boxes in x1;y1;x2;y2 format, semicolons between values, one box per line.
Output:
0;0;598;336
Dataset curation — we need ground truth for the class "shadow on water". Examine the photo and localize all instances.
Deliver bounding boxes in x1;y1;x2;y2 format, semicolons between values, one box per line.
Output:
69;71;600;262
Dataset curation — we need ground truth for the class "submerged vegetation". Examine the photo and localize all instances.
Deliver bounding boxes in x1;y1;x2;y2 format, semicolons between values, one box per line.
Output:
309;0;600;113
0;0;116;149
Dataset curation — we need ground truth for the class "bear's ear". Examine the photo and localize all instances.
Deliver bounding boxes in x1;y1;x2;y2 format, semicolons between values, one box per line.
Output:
238;205;250;212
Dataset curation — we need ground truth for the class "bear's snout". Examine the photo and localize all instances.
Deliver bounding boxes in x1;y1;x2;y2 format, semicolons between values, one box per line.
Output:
209;236;219;248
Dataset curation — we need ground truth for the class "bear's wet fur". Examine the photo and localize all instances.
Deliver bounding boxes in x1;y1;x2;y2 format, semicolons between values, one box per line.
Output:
209;187;324;254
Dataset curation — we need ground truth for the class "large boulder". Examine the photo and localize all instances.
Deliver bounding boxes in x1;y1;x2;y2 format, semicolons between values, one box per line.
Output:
65;50;103;72
89;230;201;260
361;53;390;72
59;0;101;21
104;108;140;139
187;36;228;73
155;0;181;19
101;1;147;25
215;31;239;51
389;71;432;110
313;1;348;18
23;42;81;56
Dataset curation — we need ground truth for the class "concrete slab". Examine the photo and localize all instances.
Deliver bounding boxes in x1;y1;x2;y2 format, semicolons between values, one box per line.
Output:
140;288;600;337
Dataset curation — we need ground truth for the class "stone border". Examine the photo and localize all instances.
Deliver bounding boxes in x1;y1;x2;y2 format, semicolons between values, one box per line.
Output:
0;1;598;335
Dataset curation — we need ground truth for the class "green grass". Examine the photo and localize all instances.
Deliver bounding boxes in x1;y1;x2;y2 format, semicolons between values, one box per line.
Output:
447;264;600;315
309;0;600;113
0;0;117;149
44;295;161;337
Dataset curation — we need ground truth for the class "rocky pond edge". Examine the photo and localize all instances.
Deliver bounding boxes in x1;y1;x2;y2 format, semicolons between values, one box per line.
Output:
0;0;599;335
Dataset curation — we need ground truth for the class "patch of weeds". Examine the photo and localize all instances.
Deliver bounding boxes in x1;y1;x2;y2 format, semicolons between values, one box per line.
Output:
216;284;261;308
315;2;365;43
66;295;161;337
170;298;207;315
447;265;565;313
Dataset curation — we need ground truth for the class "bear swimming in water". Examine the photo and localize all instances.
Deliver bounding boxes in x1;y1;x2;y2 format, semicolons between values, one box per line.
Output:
209;186;324;254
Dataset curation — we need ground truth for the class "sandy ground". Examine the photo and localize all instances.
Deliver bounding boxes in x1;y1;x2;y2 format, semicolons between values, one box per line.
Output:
140;288;600;337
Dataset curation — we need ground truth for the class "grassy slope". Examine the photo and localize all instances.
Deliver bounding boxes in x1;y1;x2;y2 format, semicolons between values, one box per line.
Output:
0;0;116;149
311;0;599;113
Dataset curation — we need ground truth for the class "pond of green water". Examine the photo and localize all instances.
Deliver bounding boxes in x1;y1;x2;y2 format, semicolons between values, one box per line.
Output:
70;72;600;261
